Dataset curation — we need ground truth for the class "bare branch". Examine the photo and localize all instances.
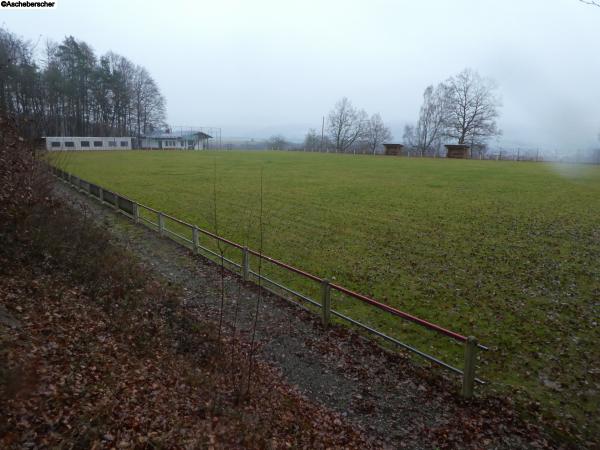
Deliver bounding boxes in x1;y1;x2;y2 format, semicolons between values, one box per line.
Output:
442;69;502;146
363;113;392;154
327;97;367;153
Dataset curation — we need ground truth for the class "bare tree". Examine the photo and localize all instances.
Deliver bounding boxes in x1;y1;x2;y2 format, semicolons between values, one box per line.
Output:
414;84;447;156
442;68;501;145
303;129;319;151
579;0;600;6
132;65;166;139
265;134;289;150
327;97;367;153
304;128;333;152
402;124;415;148
363;113;392;155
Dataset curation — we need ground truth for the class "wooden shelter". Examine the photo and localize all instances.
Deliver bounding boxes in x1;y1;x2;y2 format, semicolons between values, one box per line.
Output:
383;143;404;156
445;144;470;159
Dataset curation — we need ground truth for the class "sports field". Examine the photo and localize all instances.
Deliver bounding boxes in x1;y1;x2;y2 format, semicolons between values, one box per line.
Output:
54;150;599;439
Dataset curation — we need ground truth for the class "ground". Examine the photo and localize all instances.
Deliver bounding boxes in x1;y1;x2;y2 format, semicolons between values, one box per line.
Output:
44;178;560;449
52;150;600;444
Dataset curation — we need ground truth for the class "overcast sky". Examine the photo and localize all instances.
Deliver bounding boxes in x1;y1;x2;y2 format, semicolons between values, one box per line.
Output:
3;0;600;150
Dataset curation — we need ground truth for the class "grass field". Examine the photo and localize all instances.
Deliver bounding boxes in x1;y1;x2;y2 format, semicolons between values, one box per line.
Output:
54;150;599;440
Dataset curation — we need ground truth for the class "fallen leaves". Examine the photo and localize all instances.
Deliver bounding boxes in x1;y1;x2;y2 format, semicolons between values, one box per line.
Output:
0;262;377;449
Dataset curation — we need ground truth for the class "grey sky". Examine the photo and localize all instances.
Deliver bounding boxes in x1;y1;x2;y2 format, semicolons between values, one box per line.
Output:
3;0;600;150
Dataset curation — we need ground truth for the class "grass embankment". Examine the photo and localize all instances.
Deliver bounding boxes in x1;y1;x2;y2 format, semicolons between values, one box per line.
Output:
54;150;600;442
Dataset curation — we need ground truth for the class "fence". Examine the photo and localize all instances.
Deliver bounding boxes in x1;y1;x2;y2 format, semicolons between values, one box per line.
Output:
279;146;600;164
50;165;489;398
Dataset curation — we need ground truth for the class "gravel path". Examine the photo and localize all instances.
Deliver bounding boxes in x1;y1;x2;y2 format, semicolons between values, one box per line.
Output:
55;180;556;449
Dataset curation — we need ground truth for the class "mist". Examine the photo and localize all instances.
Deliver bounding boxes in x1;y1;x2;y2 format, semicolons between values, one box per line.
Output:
3;0;600;151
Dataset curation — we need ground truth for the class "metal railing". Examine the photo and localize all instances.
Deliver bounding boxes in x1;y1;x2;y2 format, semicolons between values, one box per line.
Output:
50;165;489;397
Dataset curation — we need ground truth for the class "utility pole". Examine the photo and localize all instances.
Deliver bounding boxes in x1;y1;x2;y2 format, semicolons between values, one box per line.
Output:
320;116;325;153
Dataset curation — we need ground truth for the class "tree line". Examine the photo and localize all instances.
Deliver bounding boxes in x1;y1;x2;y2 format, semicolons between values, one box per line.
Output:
403;68;502;158
298;98;391;154
0;26;166;139
292;68;501;156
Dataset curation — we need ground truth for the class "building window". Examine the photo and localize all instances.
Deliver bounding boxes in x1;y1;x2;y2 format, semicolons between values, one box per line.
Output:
120;141;128;147
64;141;75;148
80;141;90;147
94;141;103;147
108;141;117;147
51;141;61;148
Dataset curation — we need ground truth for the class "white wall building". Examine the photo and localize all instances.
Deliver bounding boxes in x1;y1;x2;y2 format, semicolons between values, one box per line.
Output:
45;136;132;151
139;130;212;150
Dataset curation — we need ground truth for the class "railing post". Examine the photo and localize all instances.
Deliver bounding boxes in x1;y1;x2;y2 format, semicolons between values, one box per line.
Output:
192;226;200;254
158;212;164;236
242;246;250;281
133;203;139;223
99;188;104;203
461;336;478;399
321;279;331;327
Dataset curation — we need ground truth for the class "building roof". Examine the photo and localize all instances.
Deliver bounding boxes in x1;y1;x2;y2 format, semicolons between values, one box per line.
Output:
142;130;212;139
43;136;131;140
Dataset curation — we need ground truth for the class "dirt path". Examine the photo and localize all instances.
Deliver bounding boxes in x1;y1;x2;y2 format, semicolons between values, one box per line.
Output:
55;181;557;449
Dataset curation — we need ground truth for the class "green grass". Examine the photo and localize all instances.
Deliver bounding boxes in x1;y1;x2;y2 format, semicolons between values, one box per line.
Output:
53;150;600;440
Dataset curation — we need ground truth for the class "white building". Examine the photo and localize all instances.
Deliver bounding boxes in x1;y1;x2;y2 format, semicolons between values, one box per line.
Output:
45;136;132;151
139;130;212;150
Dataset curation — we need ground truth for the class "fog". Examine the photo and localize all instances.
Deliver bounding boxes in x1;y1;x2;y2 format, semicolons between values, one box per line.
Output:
3;0;600;150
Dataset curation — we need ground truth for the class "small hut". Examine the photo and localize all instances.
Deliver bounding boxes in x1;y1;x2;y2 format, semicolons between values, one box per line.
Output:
383;143;404;156
445;144;470;159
